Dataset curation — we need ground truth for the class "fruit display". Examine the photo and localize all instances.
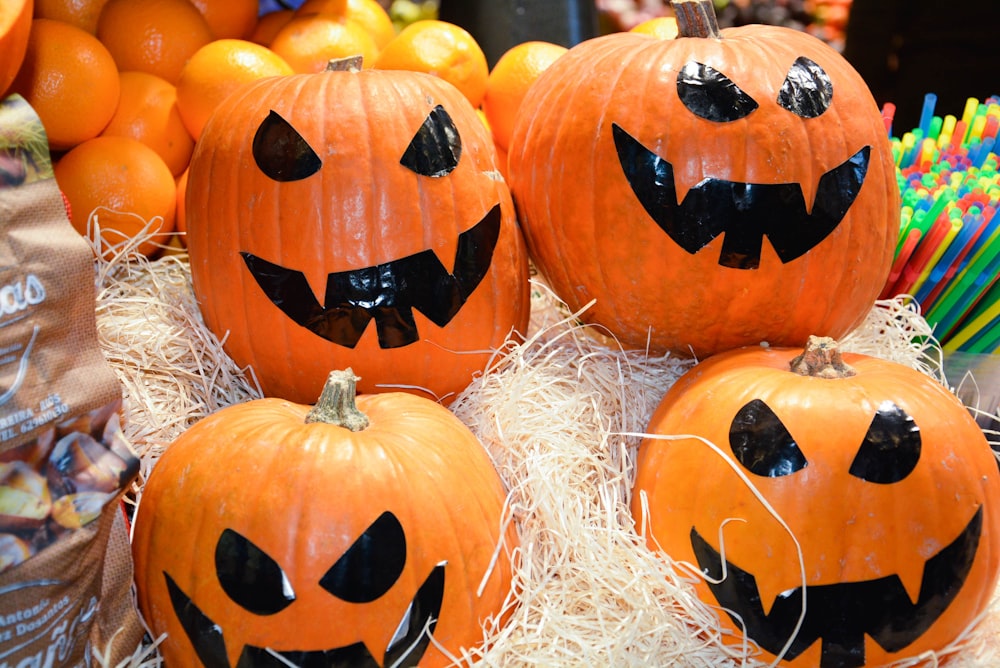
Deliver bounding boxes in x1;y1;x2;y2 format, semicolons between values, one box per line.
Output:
1;0;998;665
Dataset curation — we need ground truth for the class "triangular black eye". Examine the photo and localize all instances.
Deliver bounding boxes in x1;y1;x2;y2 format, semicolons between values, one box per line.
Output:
849;401;921;484
215;528;295;615
320;511;406;603
253;110;322;182
730;399;808;477
677;61;758;122
777;57;832;119
400;105;461;177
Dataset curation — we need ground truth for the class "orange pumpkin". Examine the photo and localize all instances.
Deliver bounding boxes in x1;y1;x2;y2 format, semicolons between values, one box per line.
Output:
632;336;1000;666
132;369;518;668
0;0;33;96
185;57;530;404
507;0;899;357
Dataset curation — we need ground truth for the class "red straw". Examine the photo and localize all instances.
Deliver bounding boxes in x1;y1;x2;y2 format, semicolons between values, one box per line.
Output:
888;212;953;296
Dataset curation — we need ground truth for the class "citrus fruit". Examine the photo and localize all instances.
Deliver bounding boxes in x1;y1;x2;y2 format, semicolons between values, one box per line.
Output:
249;9;294;46
0;0;33;95
296;0;395;48
32;0;110;34
268;13;379;74
187;0;259;40
9;18;120;151
100;70;194;176
96;0;214;84
630;16;679;39
176;38;294;140
54;135;177;258
481;40;567;152
374;19;489;108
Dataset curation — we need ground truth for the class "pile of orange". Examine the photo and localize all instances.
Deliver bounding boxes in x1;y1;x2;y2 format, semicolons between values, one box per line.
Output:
0;0;587;259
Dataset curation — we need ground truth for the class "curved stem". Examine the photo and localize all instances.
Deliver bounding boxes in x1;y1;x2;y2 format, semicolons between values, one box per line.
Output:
671;0;723;39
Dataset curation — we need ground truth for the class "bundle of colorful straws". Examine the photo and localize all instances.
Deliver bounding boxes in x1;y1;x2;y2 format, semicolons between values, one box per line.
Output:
880;93;999;354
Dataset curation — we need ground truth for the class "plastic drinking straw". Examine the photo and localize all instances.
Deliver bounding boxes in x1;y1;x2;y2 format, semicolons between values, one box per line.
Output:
919;93;937;137
937;115;957;148
883;228;924;299
945;283;1000;352
907;214;962;301
891;212;953;296
920;206;993;308
961;97;980;135
924;224;1000;339
882;102;896;136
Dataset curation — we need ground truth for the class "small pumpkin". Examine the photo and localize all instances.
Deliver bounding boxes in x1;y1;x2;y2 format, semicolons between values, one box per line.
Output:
186;57;530;404
0;0;32;97
507;0;899;357
132;369;518;668
632;337;1000;667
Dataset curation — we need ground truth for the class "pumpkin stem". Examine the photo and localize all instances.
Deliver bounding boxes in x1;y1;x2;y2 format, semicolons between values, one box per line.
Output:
670;0;723;39
789;336;857;379
325;55;364;72
304;369;370;431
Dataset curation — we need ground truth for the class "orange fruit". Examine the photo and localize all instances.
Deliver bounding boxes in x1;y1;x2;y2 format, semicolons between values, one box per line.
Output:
101;70;194;176
9;18;120;151
249;8;294;45
374;19;489;108
268;13;379;74
187;0;259;39
296;0;395;48
54;135;177;258
96;0;214;84
630;16;679;39
176;38;294;140
32;0;110;34
481;40;567;152
0;0;33;96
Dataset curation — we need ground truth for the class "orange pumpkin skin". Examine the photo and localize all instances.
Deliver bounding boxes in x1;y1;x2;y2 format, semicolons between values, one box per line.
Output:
132;373;518;668
0;0;33;96
507;20;899;357
186;65;530;404
632;342;1000;666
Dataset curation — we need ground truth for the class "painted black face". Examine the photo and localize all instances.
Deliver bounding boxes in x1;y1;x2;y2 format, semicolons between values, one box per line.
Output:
165;511;447;668
691;400;981;668
242;105;500;349
614;57;870;270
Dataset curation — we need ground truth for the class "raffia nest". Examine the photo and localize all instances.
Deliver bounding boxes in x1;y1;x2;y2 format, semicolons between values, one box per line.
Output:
92;228;1000;668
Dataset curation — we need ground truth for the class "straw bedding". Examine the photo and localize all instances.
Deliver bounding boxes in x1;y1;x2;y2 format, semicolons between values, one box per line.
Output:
91;232;1000;668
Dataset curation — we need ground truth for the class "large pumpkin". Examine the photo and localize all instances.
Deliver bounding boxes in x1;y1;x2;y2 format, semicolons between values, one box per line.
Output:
507;0;899;357
132;369;518;668
186;57;530;404
631;337;1000;667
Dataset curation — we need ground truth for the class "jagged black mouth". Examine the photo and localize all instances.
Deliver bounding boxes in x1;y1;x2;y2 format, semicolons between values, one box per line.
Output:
164;563;446;668
691;506;982;668
612;124;870;269
240;204;501;349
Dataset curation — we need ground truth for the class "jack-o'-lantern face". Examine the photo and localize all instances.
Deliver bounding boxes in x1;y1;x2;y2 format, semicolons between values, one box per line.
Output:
632;340;1000;667
613;56;868;271
165;512;446;667
507;7;900;356
132;386;518;668
186;62;530;403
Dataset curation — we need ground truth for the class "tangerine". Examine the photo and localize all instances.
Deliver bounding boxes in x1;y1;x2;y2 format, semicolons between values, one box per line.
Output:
374;19;489;108
481;40;567;152
187;0;259;39
32;0;110;34
101;70;194;176
96;0;214;84
54;135;177;258
9;18;120;151
295;0;395;49
176;38;294;140
269;13;378;74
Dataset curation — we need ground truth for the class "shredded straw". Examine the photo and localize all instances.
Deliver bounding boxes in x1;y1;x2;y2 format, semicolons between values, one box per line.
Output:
89;224;1000;667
